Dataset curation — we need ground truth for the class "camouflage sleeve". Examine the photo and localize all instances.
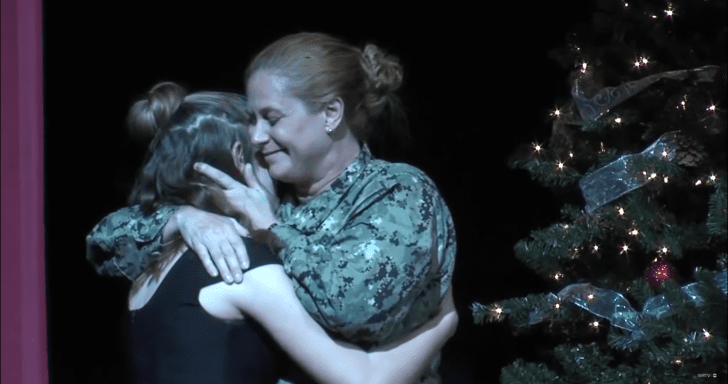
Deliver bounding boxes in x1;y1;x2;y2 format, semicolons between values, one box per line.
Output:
85;205;178;280
271;170;447;344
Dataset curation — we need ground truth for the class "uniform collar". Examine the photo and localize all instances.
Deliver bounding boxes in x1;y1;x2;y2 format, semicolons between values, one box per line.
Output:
278;145;373;232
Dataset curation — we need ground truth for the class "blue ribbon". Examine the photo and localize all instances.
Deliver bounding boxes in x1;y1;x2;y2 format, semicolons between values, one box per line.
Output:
528;270;727;347
578;132;677;213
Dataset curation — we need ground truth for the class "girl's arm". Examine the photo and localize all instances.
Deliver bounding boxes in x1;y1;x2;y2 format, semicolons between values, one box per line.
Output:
199;264;458;384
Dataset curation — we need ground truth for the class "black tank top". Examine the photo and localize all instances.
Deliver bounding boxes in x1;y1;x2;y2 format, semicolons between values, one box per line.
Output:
128;238;288;384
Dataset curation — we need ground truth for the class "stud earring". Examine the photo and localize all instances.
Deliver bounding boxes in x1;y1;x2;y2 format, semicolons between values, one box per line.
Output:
325;121;336;135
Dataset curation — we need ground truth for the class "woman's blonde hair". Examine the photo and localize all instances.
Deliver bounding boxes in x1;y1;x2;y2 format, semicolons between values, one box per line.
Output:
245;32;408;142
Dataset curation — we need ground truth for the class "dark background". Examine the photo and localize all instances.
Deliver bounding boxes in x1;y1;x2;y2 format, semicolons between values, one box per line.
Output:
43;3;593;383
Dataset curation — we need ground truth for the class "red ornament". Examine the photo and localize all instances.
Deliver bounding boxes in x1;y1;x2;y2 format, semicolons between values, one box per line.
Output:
644;259;678;289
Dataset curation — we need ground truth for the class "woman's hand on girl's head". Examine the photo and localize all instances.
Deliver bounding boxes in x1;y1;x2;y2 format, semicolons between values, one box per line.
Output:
194;162;279;232
172;205;250;284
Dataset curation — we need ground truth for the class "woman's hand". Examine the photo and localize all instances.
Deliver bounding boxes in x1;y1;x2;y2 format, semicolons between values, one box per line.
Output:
193;162;279;232
168;205;250;284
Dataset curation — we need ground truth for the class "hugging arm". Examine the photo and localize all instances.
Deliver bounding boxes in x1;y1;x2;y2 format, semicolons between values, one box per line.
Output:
200;264;458;384
86;204;250;283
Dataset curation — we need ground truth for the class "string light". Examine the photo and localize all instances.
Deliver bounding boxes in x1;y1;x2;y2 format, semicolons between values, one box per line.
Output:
570;247;581;259
581;62;588;73
695;179;703;186
618;207;625;216
709;174;718;182
590;320;600;328
663;176;669;184
620;244;631;254
554;272;564;281
703;329;712;339
615;117;622;124
629;228;640;237
707;105;716;112
662;150;669;158
633;56;649;68
552;109;562;117
533;142;543;153
659;246;670;255
587;294;595;300
556;161;565;170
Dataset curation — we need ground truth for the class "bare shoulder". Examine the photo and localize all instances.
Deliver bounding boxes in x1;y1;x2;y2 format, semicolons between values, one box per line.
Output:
198;264;289;321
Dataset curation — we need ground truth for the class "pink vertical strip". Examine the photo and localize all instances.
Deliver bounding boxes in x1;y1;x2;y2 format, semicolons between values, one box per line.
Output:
1;0;47;382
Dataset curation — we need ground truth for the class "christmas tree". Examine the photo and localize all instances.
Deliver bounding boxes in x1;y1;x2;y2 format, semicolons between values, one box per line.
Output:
472;0;727;382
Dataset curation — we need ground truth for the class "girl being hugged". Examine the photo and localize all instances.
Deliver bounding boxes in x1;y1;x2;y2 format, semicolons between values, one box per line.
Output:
122;81;456;384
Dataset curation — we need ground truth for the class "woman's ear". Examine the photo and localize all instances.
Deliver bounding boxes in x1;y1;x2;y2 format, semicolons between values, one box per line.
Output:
324;97;345;133
231;141;246;176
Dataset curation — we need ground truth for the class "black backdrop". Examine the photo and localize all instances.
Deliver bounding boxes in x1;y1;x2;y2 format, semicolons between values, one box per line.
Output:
43;3;592;382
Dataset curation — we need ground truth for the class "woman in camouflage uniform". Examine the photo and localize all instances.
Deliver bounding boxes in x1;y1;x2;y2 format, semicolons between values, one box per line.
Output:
87;32;457;384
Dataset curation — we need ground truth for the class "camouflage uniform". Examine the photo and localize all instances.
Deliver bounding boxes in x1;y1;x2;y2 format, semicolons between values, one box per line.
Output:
86;146;457;384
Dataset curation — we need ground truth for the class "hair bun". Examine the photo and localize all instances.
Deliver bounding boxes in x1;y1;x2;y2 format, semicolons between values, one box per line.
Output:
127;82;187;141
361;44;403;93
360;44;403;122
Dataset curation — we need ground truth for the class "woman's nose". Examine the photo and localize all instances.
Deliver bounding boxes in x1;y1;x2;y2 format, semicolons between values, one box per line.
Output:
249;120;269;146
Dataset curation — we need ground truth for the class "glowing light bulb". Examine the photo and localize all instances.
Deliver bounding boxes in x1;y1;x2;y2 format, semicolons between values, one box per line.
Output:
591;320;600;328
629;229;639;236
621;244;630;254
703;329;711;338
695;180;703;186
710;174;717;182
708;105;716;111
662;150;669;158
557;161;565;170
618;207;625;216
664;176;669;183
533;143;542;153
615;117;622;124
587;294;594;300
